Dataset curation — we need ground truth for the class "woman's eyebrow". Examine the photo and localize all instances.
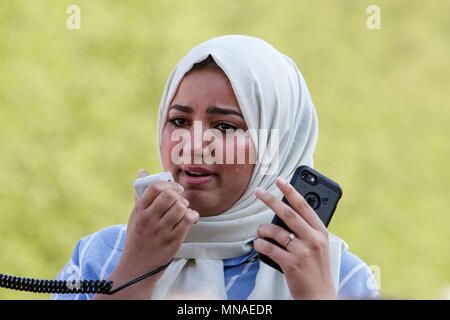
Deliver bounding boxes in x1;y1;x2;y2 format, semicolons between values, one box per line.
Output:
169;104;244;118
206;106;243;118
169;104;193;113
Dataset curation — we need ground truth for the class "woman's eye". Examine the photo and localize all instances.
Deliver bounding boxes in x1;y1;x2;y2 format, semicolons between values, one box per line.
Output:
216;123;239;132
168;118;239;132
168;117;188;127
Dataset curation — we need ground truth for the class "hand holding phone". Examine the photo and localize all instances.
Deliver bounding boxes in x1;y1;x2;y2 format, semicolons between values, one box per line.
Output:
254;165;342;298
257;165;342;273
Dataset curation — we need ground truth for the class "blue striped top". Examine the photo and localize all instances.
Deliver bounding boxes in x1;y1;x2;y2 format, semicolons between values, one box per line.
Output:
50;224;380;300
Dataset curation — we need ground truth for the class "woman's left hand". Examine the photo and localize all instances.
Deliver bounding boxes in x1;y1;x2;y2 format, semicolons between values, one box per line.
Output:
254;177;336;300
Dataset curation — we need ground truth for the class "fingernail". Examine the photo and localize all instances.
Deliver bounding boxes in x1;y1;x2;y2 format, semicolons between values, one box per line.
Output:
255;187;266;197
277;176;287;186
174;182;184;192
183;198;189;207
192;210;200;224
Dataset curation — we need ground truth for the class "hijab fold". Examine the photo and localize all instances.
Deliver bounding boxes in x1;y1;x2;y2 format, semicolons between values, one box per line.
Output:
153;35;347;299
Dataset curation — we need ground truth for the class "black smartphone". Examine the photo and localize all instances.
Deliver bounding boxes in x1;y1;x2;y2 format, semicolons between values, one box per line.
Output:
259;165;343;273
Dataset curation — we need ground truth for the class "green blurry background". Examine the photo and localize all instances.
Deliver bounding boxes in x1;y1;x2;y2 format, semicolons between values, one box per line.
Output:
0;0;449;299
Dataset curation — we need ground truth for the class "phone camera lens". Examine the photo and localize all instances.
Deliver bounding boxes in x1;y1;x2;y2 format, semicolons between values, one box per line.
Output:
302;171;317;185
305;192;320;210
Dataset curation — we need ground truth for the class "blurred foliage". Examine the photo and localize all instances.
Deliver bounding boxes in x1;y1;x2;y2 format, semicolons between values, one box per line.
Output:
0;0;449;299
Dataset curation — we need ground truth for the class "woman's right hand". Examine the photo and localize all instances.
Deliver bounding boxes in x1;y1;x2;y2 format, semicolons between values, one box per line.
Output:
94;169;199;299
121;169;199;274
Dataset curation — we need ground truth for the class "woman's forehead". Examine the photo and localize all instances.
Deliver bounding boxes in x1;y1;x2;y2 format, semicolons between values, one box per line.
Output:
169;68;243;115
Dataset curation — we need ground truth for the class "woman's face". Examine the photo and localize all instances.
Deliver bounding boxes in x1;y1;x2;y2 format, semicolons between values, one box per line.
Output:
161;65;256;217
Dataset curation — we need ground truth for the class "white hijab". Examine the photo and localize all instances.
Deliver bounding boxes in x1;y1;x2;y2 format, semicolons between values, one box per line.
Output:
152;35;347;299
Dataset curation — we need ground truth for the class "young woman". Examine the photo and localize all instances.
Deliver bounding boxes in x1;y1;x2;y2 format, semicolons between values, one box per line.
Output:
51;35;379;300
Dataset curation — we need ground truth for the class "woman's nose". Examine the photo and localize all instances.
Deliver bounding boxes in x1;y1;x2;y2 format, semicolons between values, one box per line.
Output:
184;121;216;164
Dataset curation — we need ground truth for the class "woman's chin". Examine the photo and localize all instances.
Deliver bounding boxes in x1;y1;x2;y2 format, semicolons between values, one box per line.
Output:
183;192;222;217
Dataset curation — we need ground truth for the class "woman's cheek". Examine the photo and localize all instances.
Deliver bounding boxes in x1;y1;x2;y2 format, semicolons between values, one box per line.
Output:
233;133;256;165
222;133;255;184
161;126;180;169
222;132;255;165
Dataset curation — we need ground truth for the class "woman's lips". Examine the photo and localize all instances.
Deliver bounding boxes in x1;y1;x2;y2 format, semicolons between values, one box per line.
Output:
180;166;216;185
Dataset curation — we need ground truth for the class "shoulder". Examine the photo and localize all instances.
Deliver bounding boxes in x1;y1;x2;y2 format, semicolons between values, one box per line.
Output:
75;224;127;270
338;250;380;299
77;224;127;250
61;224;127;279
51;224;127;300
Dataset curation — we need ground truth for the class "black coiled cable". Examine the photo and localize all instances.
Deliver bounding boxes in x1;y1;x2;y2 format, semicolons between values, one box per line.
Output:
0;274;113;294
0;258;173;295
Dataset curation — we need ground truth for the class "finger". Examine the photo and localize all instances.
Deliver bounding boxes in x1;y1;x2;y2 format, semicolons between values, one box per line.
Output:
255;187;313;238
173;208;200;234
257;223;296;249
254;238;292;269
144;188;181;220
170;208;198;232
137;168;149;178
159;199;189;230
276;177;325;230
139;180;183;210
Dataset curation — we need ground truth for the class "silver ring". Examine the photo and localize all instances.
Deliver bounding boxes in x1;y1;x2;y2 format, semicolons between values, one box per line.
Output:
283;233;296;249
